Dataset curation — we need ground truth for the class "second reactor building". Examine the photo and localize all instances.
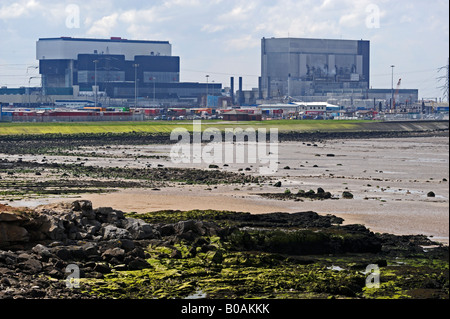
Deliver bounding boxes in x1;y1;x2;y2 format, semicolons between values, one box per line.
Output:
261;37;370;98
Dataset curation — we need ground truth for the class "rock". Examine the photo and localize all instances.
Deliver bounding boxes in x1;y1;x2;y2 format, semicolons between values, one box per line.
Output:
1;277;14;287
127;257;150;270
94;262;111;274
0;223;29;246
37;214;66;241
102;247;125;261
342;191;354;199
174;220;198;235
123;218;159;240
68;246;88;260
178;230;197;241
32;244;52;259
159;224;175;236
29;287;46;298
128;247;146;259
170;248;182;259
71;200;93;212
427;191;436;197
81;242;99;257
95;207;125;225
0;211;27;223
205;250;223;264
119;239;135;252
102;225;131;240
0;266;14;276
54;248;71;261
21;258;43;274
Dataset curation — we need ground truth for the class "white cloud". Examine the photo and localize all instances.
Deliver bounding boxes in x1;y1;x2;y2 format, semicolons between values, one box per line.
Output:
87;13;119;37
0;0;40;19
226;34;259;51
163;0;201;8
218;1;257;21
338;0;372;28
201;24;226;33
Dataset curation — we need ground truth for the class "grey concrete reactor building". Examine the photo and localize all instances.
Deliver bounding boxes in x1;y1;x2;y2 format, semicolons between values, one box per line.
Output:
261;37;370;98
36;37;221;103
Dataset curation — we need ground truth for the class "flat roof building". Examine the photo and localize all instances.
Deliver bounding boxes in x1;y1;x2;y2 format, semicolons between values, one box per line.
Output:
261;37;370;98
36;37;221;104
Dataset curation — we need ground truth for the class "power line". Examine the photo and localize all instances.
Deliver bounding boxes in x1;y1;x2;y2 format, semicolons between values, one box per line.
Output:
437;58;449;103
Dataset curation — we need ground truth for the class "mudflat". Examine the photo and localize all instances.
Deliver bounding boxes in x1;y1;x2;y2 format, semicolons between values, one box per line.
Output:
3;135;448;244
79;136;449;244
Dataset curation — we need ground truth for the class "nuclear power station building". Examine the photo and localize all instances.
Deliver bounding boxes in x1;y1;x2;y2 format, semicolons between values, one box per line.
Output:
36;37;221;103
261;37;370;98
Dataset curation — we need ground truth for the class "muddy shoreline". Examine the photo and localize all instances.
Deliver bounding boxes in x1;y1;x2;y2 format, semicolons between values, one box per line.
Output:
0;126;448;155
0;124;448;299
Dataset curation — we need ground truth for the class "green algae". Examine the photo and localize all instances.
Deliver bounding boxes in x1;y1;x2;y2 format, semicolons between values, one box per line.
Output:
80;210;448;299
81;237;448;299
126;209;249;226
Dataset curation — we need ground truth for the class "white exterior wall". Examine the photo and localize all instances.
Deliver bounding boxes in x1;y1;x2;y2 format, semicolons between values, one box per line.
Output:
36;38;172;60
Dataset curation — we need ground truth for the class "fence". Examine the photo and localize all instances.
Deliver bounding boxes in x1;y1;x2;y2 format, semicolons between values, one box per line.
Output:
382;113;449;121
3;114;145;122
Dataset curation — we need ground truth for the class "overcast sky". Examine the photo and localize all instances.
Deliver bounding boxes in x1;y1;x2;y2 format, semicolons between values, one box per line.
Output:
0;0;448;99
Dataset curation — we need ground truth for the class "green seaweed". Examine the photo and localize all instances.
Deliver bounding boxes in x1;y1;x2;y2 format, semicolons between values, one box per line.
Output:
79;229;448;299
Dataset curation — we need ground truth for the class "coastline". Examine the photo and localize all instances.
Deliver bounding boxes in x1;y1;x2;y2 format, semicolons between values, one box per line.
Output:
2;135;448;245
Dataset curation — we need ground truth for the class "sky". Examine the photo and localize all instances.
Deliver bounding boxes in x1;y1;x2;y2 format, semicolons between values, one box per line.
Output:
0;0;448;100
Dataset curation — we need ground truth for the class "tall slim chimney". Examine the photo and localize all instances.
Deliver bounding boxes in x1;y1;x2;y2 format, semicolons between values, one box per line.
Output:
258;77;262;99
230;77;234;105
239;77;243;106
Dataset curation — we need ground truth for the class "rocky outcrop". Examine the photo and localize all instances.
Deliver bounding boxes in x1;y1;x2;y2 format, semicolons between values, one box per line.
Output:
0;200;444;299
0;200;160;248
0;200;229;299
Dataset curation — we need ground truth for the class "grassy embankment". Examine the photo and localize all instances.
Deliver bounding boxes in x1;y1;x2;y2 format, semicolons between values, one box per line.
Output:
0;120;372;135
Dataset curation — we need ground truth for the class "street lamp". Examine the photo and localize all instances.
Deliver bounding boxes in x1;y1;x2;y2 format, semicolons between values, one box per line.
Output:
390;65;395;111
133;63;139;107
93;60;99;107
153;77;157;103
206;74;210;107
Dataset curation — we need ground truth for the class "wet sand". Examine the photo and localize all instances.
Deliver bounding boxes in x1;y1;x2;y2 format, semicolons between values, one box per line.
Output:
5;136;449;244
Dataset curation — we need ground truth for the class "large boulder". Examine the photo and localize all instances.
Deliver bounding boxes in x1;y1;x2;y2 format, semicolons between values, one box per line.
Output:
0;211;30;247
0;223;29;247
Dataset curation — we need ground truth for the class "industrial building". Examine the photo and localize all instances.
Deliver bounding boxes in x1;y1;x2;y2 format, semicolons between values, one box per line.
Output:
0;37;221;107
256;37;420;112
261;37;370;98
